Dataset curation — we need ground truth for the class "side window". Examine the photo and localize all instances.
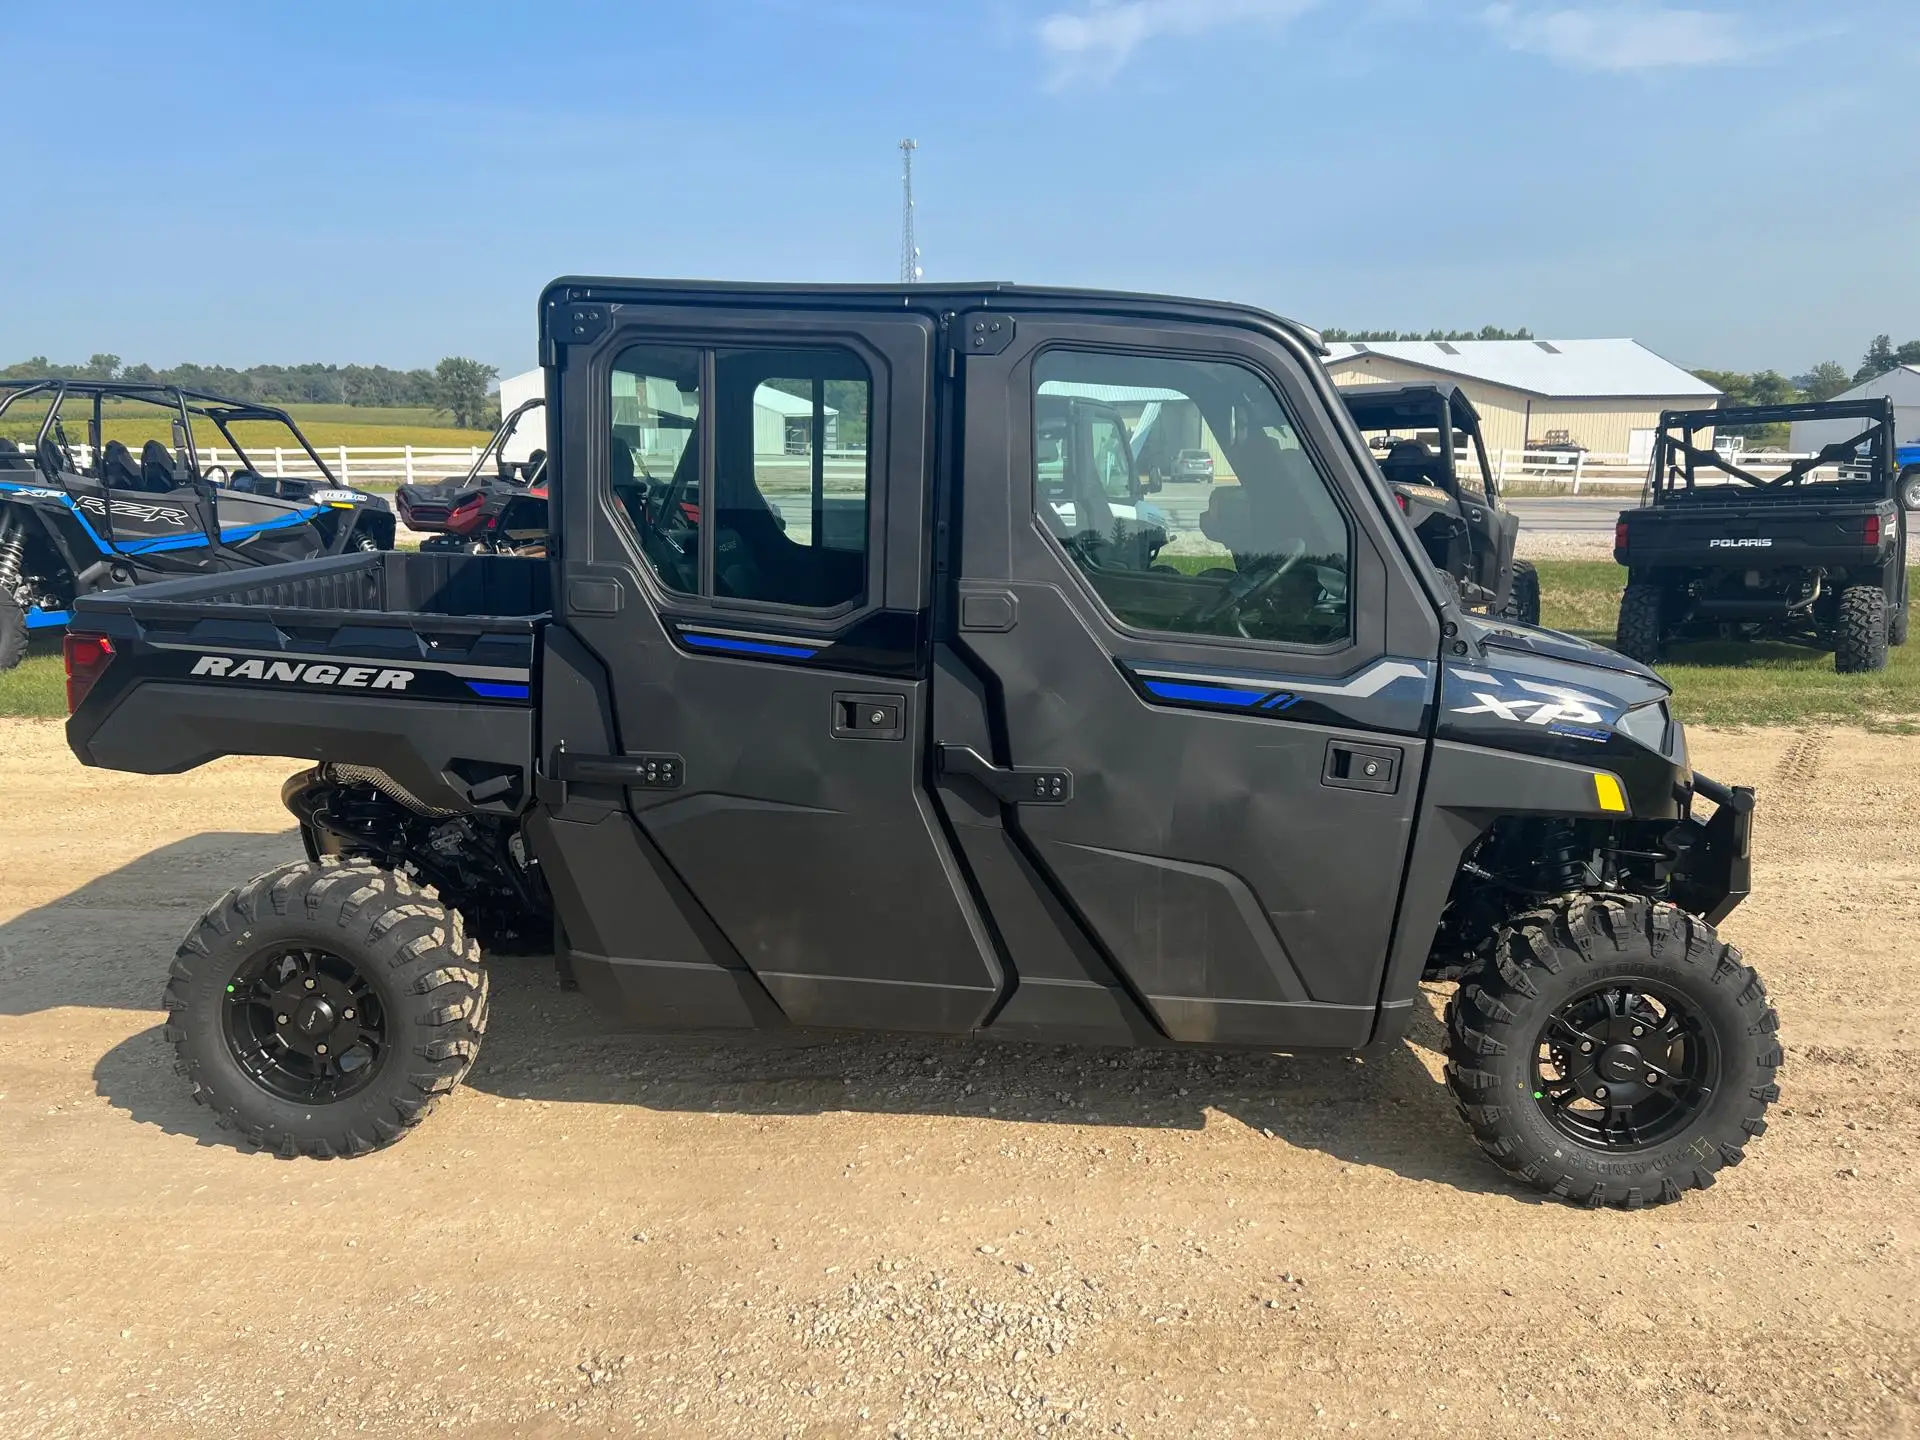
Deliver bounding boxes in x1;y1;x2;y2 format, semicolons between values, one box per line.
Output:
714;349;871;608
606;343;872;611
608;344;704;595
1034;350;1352;647
1453;430;1488;500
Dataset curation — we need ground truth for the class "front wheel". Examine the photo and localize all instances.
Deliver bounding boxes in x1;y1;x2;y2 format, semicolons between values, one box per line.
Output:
1495;559;1541;626
1445;895;1780;1208
1833;584;1888;673
164;859;487;1157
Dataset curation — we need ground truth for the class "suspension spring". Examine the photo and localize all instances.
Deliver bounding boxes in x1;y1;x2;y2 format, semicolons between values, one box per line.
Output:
0;514;25;598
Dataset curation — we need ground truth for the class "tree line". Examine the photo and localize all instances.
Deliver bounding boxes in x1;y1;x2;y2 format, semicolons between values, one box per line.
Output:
1;354;499;429
1693;336;1920;440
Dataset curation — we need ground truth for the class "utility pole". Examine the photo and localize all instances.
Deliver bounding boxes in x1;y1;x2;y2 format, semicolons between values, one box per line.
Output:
899;139;921;284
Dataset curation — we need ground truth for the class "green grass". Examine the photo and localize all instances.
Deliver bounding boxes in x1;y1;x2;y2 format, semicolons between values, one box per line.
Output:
1537;560;1920;730
0;652;67;718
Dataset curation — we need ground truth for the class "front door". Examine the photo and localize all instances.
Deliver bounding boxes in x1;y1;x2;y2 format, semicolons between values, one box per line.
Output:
934;315;1445;1048
547;300;1003;1033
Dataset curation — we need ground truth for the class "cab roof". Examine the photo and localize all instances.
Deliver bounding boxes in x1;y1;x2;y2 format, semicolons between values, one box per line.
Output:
538;276;1328;357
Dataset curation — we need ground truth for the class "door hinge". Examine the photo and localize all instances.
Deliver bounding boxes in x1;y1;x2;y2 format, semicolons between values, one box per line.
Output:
950;313;1016;362
551;301;611;348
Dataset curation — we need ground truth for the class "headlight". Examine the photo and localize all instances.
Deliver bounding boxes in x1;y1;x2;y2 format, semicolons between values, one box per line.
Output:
1616;700;1673;755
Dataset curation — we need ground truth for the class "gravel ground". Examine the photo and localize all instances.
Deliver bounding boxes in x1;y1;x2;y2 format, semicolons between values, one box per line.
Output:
2;719;1916;1438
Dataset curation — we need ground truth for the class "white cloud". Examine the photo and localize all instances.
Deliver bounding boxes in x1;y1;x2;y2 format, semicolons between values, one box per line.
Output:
1036;0;1323;89
1480;4;1755;71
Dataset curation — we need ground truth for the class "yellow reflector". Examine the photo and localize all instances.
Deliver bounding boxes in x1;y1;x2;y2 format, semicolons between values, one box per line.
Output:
328;501;356;509
1592;772;1628;813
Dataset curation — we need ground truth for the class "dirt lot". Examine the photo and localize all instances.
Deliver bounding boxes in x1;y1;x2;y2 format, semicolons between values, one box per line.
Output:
2;720;1916;1439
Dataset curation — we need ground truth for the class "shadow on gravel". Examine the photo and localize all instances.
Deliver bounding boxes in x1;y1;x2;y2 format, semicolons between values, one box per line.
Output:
27;835;1510;1196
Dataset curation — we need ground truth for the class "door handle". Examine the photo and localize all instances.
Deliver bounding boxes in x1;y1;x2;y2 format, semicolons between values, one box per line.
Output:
936;745;1073;805
1322;740;1401;794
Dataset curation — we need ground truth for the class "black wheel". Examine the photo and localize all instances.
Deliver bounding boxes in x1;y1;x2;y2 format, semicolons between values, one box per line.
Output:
1615;583;1663;664
1889;586;1909;647
164;858;487;1156
0;591;26;672
1495;559;1541;626
1833;584;1888;673
1445;895;1780;1208
1899;465;1920;514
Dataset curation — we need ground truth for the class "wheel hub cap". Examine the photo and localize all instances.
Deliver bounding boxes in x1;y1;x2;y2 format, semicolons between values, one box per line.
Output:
223;946;387;1103
1532;981;1720;1152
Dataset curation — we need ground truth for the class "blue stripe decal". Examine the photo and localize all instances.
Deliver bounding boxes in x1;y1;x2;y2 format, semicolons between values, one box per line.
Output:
682;633;821;660
1143;680;1267;708
25;608;70;630
466;680;531;700
0;479;323;555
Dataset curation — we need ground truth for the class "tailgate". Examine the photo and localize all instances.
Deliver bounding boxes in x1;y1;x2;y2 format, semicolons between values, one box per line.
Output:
1617;498;1896;568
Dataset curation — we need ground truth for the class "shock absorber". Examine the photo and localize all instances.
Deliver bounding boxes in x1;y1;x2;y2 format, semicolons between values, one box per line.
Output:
1533;819;1591;893
0;513;26;601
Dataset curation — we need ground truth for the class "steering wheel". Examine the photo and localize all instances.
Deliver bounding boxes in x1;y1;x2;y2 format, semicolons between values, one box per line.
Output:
1193;538;1309;634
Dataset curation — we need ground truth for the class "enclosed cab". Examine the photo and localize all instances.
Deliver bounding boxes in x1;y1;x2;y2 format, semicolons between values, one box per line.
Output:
65;279;1774;1208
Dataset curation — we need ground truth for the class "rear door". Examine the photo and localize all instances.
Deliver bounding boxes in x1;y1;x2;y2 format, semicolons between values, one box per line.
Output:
544;295;1003;1033
934;313;1445;1048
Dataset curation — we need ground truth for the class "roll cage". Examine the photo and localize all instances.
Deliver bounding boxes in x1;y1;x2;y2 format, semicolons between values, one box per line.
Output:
1650;398;1897;501
0;378;341;487
1340;381;1500;500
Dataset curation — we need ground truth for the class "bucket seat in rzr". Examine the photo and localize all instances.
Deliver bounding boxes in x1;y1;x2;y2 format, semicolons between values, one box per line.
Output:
0;437;30;469
139;440;182;492
1380;439;1442;489
102;440;146;490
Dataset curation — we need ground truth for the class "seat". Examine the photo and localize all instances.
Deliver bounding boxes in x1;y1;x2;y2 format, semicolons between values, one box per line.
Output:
0;437;29;470
102;440;145;490
139;440;181;492
1381;440;1442;490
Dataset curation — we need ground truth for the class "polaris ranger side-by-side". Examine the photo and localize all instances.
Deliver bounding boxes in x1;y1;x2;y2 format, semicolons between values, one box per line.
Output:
0;380;393;668
1339;382;1539;625
65;280;1775;1207
1615;398;1909;672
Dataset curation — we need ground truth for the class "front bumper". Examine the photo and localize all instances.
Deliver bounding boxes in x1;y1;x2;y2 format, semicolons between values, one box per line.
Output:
1668;770;1755;924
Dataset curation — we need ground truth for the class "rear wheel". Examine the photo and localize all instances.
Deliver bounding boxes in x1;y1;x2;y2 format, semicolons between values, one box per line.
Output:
1615;583;1664;664
0;592;26;672
1495;559;1541;626
164;858;487;1157
1444;894;1779;1208
1834;584;1888;673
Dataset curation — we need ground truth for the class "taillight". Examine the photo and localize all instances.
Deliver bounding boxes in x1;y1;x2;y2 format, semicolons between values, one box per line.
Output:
1614;520;1629;552
64;632;115;714
1865;514;1882;546
1394;492;1409;514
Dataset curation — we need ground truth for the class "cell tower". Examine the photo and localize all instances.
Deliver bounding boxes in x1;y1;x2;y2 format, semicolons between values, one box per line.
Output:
898;139;922;284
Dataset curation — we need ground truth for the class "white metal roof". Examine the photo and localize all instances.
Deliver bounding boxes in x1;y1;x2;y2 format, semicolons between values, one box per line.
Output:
1322;339;1721;400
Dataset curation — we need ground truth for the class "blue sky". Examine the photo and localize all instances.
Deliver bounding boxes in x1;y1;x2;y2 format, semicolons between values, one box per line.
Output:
4;0;1914;377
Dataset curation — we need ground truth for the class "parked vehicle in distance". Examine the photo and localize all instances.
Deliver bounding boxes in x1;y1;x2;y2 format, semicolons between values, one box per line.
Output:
1340;381;1538;624
395;399;547;544
1523;431;1589;474
0;379;392;668
1899;441;1920;511
64;277;1774;1208
1171;447;1215;482
1614;398;1909;672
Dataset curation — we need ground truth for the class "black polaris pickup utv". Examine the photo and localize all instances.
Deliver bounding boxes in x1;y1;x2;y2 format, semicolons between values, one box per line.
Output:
64;279;1776;1207
0;379;393;668
1614;398;1909;672
1339;381;1538;624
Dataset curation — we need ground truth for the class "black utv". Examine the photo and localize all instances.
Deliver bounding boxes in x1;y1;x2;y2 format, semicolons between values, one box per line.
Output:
0;379;393;668
1614;398;1909;672
1339;382;1539;625
64;278;1775;1208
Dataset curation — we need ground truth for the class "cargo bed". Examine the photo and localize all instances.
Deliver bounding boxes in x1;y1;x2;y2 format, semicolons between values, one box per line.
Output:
66;551;551;814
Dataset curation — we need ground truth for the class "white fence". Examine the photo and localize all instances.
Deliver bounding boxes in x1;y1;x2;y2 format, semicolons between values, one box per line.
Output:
1482;449;1841;494
203;445;486;486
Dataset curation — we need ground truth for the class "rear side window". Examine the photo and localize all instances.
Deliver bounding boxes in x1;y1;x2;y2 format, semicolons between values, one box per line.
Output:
606;344;872;610
1033;350;1352;646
